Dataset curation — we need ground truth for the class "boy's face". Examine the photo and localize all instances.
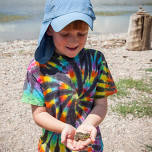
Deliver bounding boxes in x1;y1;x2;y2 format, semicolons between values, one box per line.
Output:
48;26;88;58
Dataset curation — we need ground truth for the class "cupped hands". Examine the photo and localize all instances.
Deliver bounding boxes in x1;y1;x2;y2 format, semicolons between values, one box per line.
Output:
61;123;97;151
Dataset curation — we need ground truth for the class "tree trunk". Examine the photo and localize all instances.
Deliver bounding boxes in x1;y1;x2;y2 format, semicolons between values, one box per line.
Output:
126;9;152;51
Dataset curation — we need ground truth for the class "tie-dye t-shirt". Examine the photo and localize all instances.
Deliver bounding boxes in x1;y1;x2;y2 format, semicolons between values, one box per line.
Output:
21;48;117;152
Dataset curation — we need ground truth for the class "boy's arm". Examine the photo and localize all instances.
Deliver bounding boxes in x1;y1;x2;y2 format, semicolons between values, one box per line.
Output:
32;105;78;150
76;97;107;141
72;97;107;151
83;97;108;127
31;97;107;133
31;105;70;133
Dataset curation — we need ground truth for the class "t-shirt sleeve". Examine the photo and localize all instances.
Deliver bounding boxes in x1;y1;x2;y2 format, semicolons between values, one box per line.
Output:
21;67;45;106
95;53;117;98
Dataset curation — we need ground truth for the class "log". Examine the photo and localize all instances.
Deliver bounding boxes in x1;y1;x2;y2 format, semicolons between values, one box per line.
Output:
126;7;152;51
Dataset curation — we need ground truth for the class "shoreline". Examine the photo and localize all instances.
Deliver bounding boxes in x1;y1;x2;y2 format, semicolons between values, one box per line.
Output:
0;33;128;51
0;32;128;42
1;32;152;81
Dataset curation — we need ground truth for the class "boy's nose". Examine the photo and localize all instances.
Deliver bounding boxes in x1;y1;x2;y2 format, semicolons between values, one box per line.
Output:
68;35;79;45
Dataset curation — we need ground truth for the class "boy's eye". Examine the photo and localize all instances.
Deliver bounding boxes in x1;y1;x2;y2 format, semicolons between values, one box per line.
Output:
60;33;69;37
78;33;87;37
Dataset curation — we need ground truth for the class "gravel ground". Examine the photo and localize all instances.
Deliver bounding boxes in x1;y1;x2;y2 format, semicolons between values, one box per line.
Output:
0;33;152;152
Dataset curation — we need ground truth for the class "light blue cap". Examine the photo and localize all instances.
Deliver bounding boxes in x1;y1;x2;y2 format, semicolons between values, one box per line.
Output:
35;0;96;64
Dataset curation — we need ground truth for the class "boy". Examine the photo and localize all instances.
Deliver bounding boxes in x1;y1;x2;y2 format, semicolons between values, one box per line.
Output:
21;0;117;151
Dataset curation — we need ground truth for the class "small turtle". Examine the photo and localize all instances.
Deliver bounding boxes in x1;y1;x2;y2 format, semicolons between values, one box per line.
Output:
74;132;90;141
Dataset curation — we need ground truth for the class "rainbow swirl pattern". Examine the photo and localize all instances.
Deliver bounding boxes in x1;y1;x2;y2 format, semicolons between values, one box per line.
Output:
22;48;117;152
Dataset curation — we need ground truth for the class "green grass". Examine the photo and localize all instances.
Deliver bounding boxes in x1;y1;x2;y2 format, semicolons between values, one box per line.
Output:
145;145;152;152
111;97;152;117
142;3;152;5
111;77;152;118
114;80;130;98
95;11;134;16
98;3;152;6
142;144;152;152
19;50;24;54
115;78;152;98
145;68;152;72
0;13;30;23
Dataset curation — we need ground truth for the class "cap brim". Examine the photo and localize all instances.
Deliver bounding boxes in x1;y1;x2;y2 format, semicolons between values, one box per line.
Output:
51;12;93;32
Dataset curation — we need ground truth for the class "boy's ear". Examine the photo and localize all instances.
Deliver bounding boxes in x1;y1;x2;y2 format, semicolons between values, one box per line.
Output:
46;26;53;36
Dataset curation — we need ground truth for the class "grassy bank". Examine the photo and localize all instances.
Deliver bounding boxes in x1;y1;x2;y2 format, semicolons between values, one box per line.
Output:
111;68;152;118
95;11;134;16
0;13;30;23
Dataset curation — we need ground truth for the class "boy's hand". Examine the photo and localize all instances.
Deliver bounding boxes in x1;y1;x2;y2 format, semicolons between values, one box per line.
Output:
61;123;97;151
61;124;76;150
73;123;97;151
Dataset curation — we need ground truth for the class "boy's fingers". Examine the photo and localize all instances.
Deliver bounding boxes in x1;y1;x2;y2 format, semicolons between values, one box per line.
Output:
66;139;75;150
90;128;97;142
61;130;67;143
73;141;87;151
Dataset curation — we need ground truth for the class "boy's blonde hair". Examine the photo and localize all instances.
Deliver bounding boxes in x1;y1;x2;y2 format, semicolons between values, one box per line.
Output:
63;20;89;31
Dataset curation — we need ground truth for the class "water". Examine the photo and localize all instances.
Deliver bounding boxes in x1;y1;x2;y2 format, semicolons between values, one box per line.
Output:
0;0;152;42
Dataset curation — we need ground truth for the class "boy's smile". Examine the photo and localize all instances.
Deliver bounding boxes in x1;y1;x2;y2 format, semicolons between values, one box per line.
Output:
48;26;88;58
